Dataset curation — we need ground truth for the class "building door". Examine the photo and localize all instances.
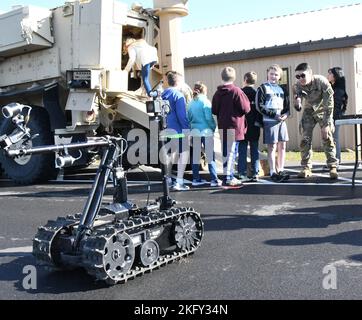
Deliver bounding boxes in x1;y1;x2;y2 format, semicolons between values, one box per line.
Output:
279;67;291;109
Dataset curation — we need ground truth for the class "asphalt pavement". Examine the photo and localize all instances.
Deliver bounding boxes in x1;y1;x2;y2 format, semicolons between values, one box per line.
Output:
1;162;362;300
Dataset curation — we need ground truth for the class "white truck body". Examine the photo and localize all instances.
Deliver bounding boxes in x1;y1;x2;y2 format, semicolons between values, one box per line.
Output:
0;0;188;184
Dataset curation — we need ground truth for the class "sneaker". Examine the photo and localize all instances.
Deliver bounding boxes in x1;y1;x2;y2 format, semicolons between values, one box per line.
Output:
223;177;242;187
210;179;223;187
171;183;190;191
330;167;339;180
237;175;250;183
297;168;312;178
271;173;282;183
249;175;259;182
192;179;208;187
278;171;290;181
235;173;244;179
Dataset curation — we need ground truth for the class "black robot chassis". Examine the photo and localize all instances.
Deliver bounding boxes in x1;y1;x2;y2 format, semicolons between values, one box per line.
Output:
0;102;204;285
33;207;203;285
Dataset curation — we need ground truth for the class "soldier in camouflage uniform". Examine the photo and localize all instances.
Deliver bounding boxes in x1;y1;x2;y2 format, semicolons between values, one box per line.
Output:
293;63;339;179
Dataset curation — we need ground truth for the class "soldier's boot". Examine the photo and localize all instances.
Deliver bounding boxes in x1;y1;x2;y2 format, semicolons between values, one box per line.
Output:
297;168;312;178
329;167;339;180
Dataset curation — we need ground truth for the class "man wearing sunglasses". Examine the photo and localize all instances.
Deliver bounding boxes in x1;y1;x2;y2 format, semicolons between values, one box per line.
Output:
293;63;338;180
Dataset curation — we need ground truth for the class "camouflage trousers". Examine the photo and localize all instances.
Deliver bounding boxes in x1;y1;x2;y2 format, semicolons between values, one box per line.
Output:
300;111;338;169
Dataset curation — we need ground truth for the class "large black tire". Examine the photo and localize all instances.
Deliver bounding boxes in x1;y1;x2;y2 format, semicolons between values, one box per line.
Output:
0;107;57;185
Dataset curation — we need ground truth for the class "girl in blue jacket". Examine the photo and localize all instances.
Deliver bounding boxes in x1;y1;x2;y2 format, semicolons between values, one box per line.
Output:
188;82;221;187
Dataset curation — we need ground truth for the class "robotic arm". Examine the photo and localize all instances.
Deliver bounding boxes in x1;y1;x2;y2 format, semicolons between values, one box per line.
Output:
0;101;174;249
0;103;126;169
0;103;129;249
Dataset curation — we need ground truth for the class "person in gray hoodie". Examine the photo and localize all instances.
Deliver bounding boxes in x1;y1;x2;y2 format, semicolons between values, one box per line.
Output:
212;67;251;186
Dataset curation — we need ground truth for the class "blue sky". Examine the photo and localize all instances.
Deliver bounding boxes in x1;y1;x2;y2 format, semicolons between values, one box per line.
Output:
0;0;356;32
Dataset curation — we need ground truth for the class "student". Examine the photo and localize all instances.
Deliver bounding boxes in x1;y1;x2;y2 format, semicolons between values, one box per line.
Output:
162;71;190;191
256;64;290;183
294;63;338;179
327;67;348;164
178;72;194;105
188;82;221;187
212;67;251;186
238;71;263;182
123;38;159;98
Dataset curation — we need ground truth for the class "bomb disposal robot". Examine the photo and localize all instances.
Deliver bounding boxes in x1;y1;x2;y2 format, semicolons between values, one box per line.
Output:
0;100;204;285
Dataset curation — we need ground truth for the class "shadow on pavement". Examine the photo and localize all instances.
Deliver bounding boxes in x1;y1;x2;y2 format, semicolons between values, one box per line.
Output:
264;229;362;247
0;253;110;295
0;185;160;199
202;204;362;232
348;254;362;262
211;184;362;199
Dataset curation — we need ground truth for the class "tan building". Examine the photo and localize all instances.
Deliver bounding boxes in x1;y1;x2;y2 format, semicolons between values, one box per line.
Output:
182;4;362;151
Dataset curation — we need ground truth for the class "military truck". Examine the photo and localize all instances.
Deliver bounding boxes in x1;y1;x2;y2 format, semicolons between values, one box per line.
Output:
0;0;188;184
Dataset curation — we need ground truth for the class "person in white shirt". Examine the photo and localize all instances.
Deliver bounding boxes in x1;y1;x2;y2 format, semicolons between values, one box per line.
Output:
123;38;159;98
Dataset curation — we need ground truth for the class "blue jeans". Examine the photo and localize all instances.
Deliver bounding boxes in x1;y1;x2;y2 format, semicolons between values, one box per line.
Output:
141;62;156;96
192;136;218;181
238;140;260;176
222;139;239;180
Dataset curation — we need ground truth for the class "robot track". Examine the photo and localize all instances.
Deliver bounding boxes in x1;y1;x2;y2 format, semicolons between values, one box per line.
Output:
33;208;204;285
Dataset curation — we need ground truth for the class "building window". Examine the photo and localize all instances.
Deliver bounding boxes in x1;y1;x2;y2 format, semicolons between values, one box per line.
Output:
279;68;290;96
279;67;291;116
279;68;289;88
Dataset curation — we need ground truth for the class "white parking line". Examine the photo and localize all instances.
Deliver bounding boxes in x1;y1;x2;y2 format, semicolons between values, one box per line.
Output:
0;191;34;196
0;246;32;254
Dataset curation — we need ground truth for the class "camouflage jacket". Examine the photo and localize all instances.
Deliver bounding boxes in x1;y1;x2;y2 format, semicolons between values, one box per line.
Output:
294;75;334;127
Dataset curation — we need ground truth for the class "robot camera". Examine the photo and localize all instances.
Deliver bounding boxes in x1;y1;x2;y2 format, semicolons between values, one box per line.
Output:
146;100;170;115
56;154;76;169
2;103;26;119
55;150;82;169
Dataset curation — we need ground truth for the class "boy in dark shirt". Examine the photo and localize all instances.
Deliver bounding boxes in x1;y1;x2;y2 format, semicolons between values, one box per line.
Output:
212;67;251;186
238;71;263;182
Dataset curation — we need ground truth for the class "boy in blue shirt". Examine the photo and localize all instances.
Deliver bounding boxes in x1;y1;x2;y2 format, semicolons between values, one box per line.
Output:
162;71;190;191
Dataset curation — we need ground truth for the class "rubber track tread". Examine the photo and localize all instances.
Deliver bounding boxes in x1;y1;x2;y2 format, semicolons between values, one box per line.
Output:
32;209;203;285
82;208;203;285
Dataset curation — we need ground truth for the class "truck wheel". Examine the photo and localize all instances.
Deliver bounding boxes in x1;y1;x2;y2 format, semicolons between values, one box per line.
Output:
0;107;57;185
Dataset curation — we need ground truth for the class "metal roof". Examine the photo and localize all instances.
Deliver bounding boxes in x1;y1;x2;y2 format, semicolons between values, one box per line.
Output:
182;3;362;62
